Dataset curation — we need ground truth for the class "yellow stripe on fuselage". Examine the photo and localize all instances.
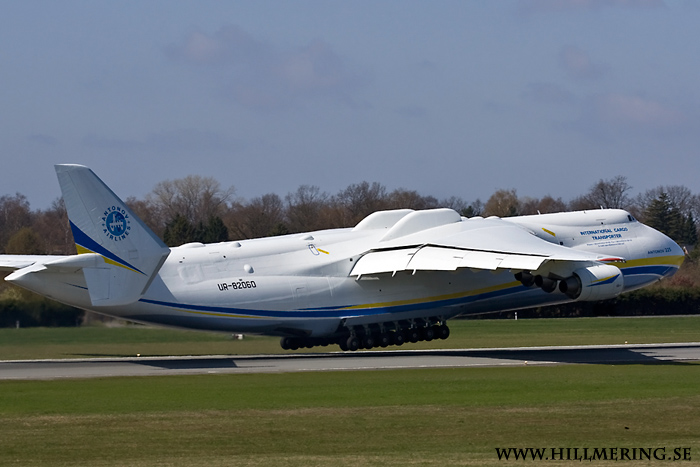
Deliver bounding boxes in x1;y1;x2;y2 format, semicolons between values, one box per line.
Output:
614;255;685;270
181;309;268;320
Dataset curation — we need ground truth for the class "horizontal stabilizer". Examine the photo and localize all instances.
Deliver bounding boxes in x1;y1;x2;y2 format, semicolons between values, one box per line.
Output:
0;255;62;272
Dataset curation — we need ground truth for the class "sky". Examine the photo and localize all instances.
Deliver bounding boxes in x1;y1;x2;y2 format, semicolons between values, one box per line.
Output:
2;0;699;210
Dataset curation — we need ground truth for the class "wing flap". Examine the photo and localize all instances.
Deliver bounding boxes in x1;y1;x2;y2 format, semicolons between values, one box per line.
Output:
497;255;548;271
408;246;464;271
458;251;504;270
351;248;419;276
351;246;552;276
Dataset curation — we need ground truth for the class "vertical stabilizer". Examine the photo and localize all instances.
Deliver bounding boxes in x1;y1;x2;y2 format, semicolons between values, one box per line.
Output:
55;164;170;306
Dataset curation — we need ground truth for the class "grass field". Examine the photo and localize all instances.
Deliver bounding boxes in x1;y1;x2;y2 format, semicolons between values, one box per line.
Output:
1;365;699;466
2;315;700;360
1;317;699;466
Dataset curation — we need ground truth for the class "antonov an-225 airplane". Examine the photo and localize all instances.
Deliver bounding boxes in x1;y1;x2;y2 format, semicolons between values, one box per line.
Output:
0;165;686;351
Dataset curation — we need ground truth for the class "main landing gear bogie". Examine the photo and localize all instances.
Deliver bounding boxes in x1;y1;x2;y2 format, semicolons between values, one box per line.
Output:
341;323;450;351
280;323;451;352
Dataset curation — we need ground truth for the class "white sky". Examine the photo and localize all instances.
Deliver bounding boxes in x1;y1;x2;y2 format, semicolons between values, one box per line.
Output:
2;0;699;209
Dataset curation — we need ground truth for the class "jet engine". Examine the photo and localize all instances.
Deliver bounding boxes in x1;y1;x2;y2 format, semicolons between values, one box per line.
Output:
514;271;557;293
558;264;624;301
534;274;557;293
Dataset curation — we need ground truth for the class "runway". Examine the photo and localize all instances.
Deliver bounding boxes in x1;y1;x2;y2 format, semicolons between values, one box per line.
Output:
2;342;699;380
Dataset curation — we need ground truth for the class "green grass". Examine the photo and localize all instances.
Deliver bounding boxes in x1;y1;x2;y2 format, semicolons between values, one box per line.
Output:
2;315;700;360
1;365;699;466
2;317;699;465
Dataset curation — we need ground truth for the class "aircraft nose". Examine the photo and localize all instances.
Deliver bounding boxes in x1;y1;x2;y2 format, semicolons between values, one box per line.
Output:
668;238;686;276
646;226;685;279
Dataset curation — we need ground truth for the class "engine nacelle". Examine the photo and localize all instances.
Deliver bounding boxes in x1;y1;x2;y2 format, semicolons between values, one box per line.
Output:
534;274;557;293
514;271;535;287
558;264;624;301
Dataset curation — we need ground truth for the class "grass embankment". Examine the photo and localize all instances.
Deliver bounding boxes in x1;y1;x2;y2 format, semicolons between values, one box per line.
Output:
1;315;700;360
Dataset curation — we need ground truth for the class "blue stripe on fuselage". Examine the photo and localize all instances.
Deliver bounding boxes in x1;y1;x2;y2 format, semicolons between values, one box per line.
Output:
139;282;529;319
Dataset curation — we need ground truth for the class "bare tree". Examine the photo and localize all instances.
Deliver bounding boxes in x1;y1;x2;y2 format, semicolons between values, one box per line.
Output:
228;193;286;239
126;196;166;239
333;181;388;226
387;189;439;210
439;196;469;215
32;198;73;255
0;193;33;253
577;175;633;210
484;189;520;217
285;185;328;233
149;175;234;226
520;195;567;215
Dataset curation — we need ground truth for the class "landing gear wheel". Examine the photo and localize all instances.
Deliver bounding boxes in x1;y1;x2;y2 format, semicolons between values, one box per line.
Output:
436;324;450;340
421;327;435;341
346;336;360;351
407;328;420;343
378;333;391;348
338;339;349;351
362;335;375;349
392;331;405;346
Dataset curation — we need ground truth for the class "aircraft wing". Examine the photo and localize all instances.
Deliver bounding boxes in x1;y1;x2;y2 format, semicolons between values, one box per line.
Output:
350;217;623;277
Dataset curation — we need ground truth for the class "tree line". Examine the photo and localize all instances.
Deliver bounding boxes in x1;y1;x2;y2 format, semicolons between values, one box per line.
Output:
1;174;698;326
1;174;697;255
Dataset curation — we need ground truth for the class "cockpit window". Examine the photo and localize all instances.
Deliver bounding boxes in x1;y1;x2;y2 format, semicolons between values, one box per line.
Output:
627;215;637;222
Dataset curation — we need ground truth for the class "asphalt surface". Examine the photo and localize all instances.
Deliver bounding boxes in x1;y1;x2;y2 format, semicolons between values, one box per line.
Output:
1;342;699;380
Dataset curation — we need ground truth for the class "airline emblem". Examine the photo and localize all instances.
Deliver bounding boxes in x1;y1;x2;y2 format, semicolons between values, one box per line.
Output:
101;206;131;241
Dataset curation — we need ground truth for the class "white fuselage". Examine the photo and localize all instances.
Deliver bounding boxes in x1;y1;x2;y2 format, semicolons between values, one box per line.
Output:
16;209;684;340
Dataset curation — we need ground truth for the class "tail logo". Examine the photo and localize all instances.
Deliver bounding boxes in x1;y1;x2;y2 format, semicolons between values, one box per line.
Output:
102;206;131;241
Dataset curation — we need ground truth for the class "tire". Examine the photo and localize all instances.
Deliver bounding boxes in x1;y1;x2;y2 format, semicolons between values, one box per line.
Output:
347;336;360;351
437;324;450;340
378;333;391;348
280;337;291;350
